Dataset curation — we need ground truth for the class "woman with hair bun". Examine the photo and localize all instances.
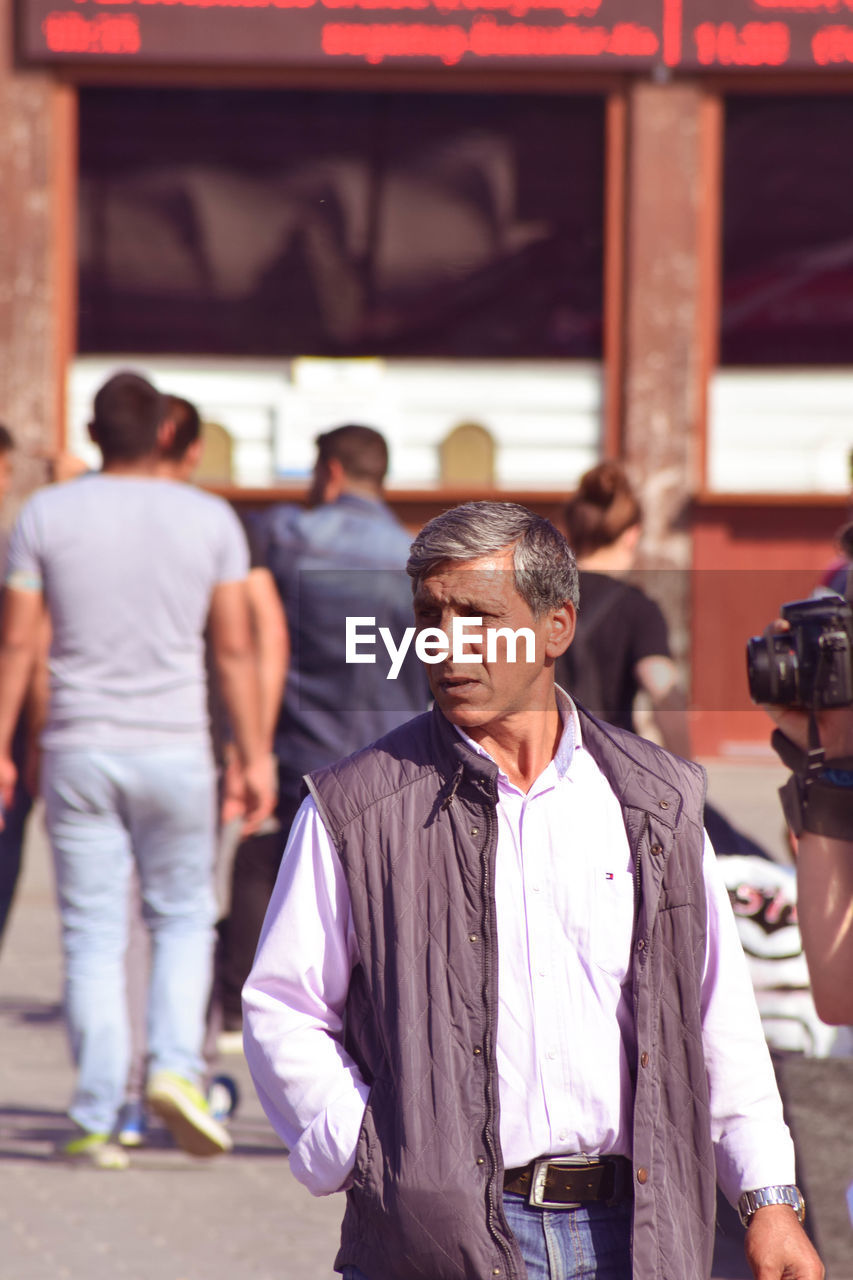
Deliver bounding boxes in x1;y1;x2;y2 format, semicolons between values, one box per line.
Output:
556;460;691;757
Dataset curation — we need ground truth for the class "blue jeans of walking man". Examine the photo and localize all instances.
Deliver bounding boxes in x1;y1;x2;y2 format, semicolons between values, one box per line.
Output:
42;746;217;1135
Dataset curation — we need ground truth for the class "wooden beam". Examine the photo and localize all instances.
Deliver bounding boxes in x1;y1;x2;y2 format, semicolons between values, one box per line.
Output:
0;0;67;506
695;89;723;492
603;89;628;461
51;83;78;455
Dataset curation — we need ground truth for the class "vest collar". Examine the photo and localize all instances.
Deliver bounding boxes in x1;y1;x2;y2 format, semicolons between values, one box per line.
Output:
576;705;685;829
430;704;500;790
428;700;687;829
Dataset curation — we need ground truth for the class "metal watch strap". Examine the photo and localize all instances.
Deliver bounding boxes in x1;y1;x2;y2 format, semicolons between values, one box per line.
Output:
737;1185;805;1228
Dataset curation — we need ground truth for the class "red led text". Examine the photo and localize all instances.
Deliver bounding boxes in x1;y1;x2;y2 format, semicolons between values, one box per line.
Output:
42;10;140;51
812;22;853;59
322;17;656;61
693;20;790;65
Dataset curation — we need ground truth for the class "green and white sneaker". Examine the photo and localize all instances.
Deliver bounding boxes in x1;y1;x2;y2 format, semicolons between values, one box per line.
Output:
146;1070;233;1158
59;1130;129;1170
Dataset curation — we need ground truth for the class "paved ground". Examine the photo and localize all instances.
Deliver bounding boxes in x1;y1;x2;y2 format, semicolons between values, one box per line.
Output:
0;804;342;1280
0;759;850;1280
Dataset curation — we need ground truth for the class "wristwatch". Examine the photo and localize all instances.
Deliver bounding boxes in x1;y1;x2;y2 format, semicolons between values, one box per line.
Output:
737;1185;805;1228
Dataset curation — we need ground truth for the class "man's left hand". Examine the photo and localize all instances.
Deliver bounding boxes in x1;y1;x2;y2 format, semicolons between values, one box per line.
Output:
745;1205;824;1280
236;755;277;836
219;750;245;828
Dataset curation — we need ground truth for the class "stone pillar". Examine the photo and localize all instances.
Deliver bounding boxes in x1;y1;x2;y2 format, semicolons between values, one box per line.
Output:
0;0;73;519
620;80;720;667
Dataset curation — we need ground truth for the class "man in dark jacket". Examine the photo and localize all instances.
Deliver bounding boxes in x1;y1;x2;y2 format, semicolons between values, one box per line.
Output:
244;501;822;1280
219;424;428;1032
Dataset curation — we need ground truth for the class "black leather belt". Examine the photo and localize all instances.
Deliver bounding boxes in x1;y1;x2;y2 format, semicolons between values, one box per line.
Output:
503;1155;633;1210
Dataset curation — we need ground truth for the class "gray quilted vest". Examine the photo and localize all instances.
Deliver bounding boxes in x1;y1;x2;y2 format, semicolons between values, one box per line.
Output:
306;703;714;1280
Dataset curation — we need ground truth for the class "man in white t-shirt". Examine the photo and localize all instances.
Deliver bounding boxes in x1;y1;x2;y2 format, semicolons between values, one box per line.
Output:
0;371;273;1168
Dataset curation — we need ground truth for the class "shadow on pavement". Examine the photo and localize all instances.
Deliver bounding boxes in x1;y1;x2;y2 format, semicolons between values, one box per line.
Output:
0;997;63;1022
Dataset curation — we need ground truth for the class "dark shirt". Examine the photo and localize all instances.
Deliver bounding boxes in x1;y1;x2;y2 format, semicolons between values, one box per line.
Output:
556;570;670;731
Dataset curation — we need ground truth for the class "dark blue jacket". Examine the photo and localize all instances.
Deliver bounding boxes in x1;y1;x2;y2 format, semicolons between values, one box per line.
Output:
256;494;429;806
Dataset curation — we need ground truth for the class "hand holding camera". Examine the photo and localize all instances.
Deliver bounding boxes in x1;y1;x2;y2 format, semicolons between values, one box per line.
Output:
747;582;853;840
752;610;853;760
748;586;853;1026
747;592;853;713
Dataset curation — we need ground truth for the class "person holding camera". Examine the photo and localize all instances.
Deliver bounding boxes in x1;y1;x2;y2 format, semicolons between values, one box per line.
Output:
749;596;853;1025
763;699;853;1026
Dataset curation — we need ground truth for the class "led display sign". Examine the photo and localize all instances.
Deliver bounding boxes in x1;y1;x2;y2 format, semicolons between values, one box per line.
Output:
681;0;853;69
18;0;853;68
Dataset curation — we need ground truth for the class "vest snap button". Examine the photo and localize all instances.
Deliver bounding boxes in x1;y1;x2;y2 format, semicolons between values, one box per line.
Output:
637;938;646;951
476;1156;485;1165
641;1052;649;1068
650;843;663;856
469;933;478;943
659;800;670;810
473;1046;482;1056
637;1167;649;1184
471;827;479;836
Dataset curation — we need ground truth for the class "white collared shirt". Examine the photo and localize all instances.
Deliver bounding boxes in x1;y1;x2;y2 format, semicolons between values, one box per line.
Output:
244;693;795;1203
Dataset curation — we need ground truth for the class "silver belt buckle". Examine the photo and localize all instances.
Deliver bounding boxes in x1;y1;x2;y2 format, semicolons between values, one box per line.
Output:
528;1155;593;1210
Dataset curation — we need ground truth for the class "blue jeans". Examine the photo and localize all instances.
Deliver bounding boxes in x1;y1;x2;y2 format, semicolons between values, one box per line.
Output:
501;1194;632;1280
341;1193;632;1280
42;746;217;1135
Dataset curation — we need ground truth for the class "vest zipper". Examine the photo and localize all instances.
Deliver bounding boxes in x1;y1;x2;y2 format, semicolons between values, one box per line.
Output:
631;811;649;1030
629;808;649;1272
633;812;646;934
480;794;516;1280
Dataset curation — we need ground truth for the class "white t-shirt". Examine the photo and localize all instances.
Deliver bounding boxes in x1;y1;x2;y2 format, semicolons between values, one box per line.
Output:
5;473;249;748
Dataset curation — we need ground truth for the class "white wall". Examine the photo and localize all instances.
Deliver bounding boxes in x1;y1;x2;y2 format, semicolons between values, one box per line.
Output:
709;368;853;493
68;356;603;491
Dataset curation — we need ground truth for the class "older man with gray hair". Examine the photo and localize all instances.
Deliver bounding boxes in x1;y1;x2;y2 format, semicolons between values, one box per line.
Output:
244;501;821;1280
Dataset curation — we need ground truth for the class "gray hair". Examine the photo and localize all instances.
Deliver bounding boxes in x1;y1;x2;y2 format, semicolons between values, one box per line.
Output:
407;501;579;615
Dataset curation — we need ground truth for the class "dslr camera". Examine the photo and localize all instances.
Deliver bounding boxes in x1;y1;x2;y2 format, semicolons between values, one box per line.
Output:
747;590;853;710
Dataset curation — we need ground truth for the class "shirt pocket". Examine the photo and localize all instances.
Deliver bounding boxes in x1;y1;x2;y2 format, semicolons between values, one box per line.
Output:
591;862;636;981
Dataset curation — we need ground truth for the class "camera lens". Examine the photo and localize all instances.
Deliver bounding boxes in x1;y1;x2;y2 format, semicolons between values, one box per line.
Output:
746;633;799;705
746;637;773;704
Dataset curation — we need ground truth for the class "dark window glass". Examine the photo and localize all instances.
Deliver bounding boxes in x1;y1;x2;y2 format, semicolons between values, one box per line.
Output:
78;88;604;359
722;95;853;366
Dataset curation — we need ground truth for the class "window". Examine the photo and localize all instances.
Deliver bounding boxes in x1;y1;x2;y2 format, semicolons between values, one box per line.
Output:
78;88;604;360
709;95;853;493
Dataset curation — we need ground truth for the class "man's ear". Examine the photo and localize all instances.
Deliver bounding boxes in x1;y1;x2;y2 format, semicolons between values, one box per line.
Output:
157;417;177;454
182;438;204;477
324;456;346;501
309;457;344;506
544;602;576;659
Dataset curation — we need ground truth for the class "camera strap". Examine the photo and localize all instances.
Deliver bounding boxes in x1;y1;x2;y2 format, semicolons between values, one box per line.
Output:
773;720;853;839
805;708;826;784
